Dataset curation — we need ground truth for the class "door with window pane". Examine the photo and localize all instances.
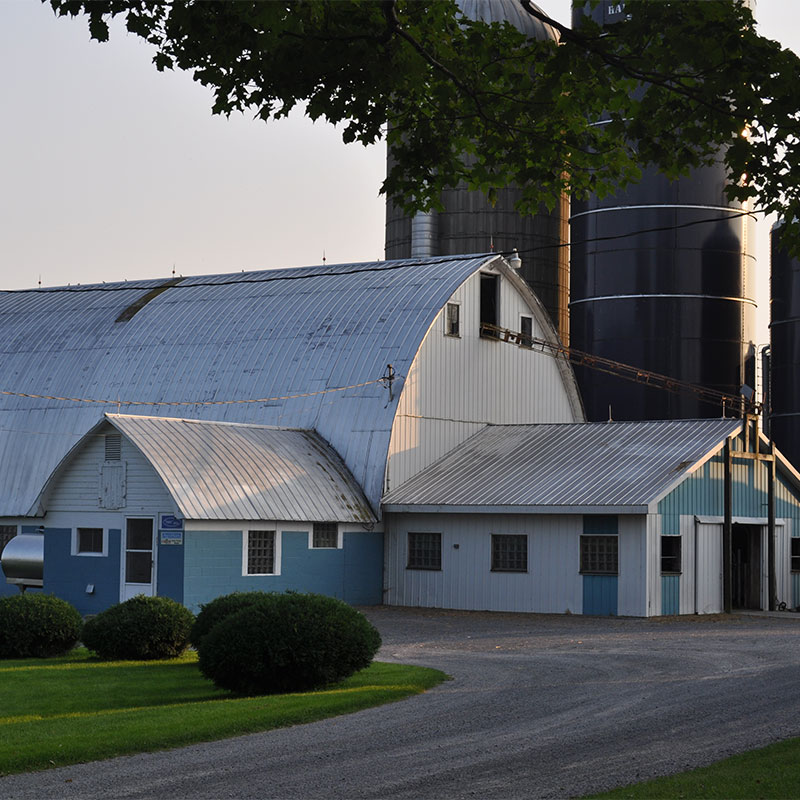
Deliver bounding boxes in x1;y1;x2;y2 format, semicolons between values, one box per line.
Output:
121;518;156;600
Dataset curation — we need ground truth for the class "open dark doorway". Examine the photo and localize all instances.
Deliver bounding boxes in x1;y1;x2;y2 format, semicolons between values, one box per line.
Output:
732;524;761;610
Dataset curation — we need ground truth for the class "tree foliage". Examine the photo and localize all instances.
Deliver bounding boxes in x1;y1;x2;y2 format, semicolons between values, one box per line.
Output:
47;0;800;251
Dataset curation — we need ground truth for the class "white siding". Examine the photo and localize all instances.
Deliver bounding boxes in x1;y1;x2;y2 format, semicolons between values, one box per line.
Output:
386;266;581;493
776;519;792;608
645;513;662;617
385;512;584;614
618;515;650;617
44;424;174;515
695;520;724;614
679;514;697;614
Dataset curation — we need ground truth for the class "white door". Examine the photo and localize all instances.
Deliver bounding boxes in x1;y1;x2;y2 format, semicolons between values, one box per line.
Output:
695;521;723;614
121;517;156;601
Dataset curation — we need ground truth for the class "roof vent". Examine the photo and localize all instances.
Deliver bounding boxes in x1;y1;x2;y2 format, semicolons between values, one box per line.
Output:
105;434;122;461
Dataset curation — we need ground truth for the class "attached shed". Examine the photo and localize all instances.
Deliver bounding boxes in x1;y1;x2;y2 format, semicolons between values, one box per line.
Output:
0;254;583;609
383;418;800;616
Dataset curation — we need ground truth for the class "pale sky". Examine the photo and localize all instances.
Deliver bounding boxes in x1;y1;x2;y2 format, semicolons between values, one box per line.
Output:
0;0;797;345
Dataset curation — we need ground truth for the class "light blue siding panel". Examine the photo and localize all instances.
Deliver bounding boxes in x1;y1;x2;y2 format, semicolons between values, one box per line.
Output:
182;529;382;612
583;575;618;616
42;527;121;615
793;573;800;609
661;575;680;615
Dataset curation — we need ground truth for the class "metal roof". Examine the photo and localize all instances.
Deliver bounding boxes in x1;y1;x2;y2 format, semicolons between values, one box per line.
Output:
0;255;503;517
382;418;744;513
95;414;375;523
457;0;559;41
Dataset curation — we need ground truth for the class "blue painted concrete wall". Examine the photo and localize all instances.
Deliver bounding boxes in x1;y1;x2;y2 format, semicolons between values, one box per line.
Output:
156;536;184;604
183;528;383;612
43;527;121;615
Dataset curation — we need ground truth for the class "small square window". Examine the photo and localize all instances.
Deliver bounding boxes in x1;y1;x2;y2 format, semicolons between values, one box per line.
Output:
0;524;16;557
445;303;460;337
661;536;681;574
792;538;800;573
491;534;527;572
313;522;338;549
77;527;104;554
520;315;533;348
407;532;441;570
580;535;618;575
247;530;276;574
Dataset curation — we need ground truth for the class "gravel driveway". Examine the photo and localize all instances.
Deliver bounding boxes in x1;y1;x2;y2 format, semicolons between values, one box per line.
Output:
3;607;800;799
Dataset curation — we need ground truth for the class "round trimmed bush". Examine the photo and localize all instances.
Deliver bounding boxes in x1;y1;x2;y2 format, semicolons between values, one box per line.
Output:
82;595;194;660
197;592;381;695
0;593;82;659
190;591;272;648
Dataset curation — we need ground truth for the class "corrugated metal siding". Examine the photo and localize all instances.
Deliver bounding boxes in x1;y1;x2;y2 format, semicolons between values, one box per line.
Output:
618;515;647;616
384;418;741;509
0;257;501;516
662;576;680;614
104;415;375;524
387;267;580;492
384;512;584;613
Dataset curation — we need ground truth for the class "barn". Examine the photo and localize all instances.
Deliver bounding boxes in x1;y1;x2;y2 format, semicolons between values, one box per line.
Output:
0;253;582;613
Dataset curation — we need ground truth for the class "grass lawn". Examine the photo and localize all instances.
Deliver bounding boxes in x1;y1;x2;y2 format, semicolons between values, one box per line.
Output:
0;650;446;776
589;736;800;799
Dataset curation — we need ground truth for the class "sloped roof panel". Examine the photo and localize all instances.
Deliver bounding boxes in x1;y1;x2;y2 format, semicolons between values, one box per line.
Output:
0;256;498;516
382;418;743;511
105;414;375;523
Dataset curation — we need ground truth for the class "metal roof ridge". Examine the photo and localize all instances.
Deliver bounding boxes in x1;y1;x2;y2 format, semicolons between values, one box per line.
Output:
105;412;311;433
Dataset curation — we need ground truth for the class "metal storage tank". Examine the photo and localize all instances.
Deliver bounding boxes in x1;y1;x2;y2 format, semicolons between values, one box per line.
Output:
569;1;756;421
769;220;800;468
384;0;570;344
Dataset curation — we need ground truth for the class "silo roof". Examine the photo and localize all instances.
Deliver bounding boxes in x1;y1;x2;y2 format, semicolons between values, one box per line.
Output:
383;418;744;513
457;0;559;41
98;414;375;524
0;255;501;517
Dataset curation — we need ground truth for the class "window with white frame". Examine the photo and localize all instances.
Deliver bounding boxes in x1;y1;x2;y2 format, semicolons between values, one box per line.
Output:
0;524;16;557
407;532;441;570
246;529;277;574
491;534;528;572
73;527;105;556
312;522;338;549
444;302;460;337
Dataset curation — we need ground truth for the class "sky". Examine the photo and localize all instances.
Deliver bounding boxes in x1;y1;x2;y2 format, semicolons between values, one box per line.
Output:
0;0;798;345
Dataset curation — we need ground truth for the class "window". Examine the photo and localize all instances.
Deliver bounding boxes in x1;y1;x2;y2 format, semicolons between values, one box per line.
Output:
479;273;499;337
246;530;277;574
74;527;105;556
407;532;441;570
792;538;800;573
313;522;338;549
580;536;618;575
0;524;16;557
661;536;682;574
520;315;533;348
444;302;460;337
491;534;528;572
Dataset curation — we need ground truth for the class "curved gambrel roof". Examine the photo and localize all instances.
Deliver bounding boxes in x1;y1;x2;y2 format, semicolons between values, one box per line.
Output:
0;255;506;516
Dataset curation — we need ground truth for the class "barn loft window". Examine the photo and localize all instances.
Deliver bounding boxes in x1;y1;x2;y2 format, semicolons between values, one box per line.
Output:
661;536;682;574
519;315;533;348
491;534;528;572
75;527;104;556
105;434;122;461
246;530;277;575
0;524;16;557
580;536;618;575
444;302;460;337
792;538;800;572
407;532;441;570
479;273;499;338
312;522;338;549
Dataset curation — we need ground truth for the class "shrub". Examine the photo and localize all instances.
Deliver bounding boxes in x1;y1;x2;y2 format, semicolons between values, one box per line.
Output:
197;592;381;695
0;593;82;659
190;591;272;648
82;595;194;660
